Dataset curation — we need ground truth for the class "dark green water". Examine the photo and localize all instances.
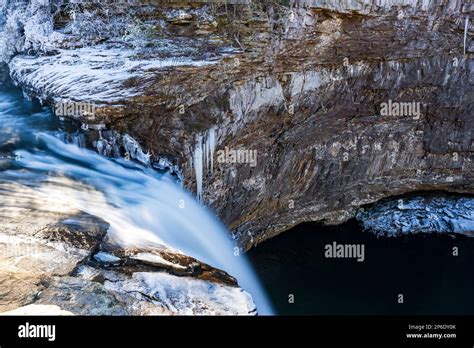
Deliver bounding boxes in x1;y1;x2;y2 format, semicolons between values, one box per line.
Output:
249;220;474;315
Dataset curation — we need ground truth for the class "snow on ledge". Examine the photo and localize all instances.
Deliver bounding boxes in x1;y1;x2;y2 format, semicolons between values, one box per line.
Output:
9;44;220;104
104;271;257;315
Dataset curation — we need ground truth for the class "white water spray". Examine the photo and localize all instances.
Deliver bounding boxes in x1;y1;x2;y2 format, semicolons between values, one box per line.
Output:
12;133;273;315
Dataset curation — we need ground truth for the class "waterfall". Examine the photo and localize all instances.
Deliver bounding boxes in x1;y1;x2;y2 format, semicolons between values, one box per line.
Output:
14;135;274;314
0;0;274;315
0;86;274;314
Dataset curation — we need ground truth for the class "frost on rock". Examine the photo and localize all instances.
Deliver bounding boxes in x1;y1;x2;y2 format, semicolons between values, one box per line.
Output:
3;1;235;103
0;0;56;63
356;195;474;237
9;42;226;103
104;271;256;315
84;130;150;165
65;128;182;178
299;0;460;15
9;44;220;103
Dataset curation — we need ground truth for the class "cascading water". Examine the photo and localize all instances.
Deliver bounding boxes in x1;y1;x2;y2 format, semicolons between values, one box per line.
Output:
0;82;274;315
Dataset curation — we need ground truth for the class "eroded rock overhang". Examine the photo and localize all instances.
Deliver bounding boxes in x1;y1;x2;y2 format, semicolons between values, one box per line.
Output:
3;0;474;249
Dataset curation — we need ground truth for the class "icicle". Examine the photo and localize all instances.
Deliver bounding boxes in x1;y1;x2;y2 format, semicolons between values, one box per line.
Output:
96;139;104;155
465;16;470;56
122;134;151;166
205;132;210;172
22;91;32;101
203;134;207;172
209;127;216;175
191;128;216;201
193;134;203;201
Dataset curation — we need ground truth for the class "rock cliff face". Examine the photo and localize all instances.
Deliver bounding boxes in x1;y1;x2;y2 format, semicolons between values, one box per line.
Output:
3;0;474;250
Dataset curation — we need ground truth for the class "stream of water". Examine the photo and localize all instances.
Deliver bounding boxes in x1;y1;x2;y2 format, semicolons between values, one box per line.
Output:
0;82;274;315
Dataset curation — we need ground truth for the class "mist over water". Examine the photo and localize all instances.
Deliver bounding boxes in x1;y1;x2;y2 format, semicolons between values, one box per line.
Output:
0;83;274;315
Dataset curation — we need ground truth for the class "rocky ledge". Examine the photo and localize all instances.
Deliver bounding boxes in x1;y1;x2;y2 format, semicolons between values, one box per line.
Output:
2;0;474;251
356;194;474;237
0;182;255;315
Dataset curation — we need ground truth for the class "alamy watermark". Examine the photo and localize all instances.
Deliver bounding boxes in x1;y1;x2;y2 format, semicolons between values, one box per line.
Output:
216;146;257;167
324;241;365;262
54;101;96;120
18;323;55;341
380;100;421;119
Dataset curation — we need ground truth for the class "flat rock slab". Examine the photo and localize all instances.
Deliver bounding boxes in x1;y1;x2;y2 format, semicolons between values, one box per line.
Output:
34;276;166;316
0;271;45;313
0;182;108;312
